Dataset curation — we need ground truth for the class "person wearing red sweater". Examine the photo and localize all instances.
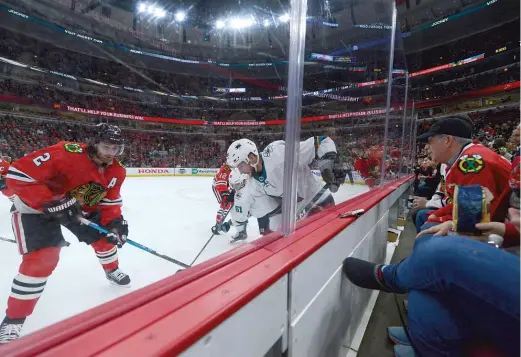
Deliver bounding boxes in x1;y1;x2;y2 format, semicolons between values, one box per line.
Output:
417;116;511;226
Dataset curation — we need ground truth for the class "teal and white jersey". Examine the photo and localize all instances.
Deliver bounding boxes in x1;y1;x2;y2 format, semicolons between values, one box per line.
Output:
230;175;280;226
251;137;336;206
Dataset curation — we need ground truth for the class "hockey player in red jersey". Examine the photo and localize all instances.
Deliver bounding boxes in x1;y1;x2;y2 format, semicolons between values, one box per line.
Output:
0;156;15;202
0;124;130;344
211;163;234;234
353;148;380;188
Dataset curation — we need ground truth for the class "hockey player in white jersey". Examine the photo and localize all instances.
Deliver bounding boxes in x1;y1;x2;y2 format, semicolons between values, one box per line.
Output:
226;136;347;216
218;169;282;241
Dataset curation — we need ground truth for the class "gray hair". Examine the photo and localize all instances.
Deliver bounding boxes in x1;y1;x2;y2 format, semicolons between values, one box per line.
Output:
438;134;472;146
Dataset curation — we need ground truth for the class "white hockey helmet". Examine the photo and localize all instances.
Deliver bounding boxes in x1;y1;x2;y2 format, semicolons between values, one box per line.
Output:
226;139;259;168
229;169;248;191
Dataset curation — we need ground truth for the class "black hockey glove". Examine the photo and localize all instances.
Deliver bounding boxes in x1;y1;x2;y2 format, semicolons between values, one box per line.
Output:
105;217;128;248
211;221;231;235
318;152;348;193
0;178;6;191
222;190;235;204
42;197;83;224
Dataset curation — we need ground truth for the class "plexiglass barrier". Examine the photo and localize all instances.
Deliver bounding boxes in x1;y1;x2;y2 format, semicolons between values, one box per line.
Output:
280;0;412;234
0;0;413;343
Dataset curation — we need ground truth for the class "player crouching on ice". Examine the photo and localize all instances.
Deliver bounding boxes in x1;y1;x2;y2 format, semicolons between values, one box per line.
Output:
216;169;283;242
0;124;130;344
225;136;347;221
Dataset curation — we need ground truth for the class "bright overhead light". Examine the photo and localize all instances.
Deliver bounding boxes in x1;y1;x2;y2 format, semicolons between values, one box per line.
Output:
230;17;254;29
138;3;146;12
147;5;155;13
175;11;186;21
279;13;290;22
263;19;270;27
154;8;166;17
216;20;225;29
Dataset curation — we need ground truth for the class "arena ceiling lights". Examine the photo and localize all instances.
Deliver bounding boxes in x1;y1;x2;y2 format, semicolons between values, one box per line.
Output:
137;2;186;22
215;12;290;31
137;3;166;18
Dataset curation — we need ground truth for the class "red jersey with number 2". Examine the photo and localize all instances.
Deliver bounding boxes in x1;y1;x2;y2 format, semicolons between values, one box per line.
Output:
5;141;125;225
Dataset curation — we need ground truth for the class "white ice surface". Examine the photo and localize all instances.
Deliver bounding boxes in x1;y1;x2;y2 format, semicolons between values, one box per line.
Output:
0;177;368;336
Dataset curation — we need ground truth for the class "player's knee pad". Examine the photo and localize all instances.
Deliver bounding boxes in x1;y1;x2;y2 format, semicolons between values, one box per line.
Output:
21;247;61;277
91;237;116;252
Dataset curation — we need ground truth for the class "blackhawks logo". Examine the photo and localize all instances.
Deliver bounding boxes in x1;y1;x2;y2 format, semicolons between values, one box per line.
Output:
458;154;484;174
64;143;83;154
69;182;107;206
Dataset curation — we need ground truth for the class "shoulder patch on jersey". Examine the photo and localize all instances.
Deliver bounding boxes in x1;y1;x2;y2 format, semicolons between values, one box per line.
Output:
63;143;83;154
223;165;231;171
263;144;274;157
458;154;484;174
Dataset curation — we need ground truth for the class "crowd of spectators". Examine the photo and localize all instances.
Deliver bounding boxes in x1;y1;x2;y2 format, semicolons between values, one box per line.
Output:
405;19;519;72
0;18;518;124
413;64;520;101
0;112;410;174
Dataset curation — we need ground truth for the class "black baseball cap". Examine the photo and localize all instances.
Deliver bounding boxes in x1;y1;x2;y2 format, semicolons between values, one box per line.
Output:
417;116;473;141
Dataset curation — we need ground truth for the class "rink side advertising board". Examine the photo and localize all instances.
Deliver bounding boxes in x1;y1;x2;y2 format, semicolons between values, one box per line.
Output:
126;168;365;184
126;168;219;177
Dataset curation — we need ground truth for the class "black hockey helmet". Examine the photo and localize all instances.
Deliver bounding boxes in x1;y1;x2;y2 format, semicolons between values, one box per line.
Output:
88;123;125;157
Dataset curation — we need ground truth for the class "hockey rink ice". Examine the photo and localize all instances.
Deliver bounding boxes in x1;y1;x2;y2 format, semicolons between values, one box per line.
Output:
0;177;368;336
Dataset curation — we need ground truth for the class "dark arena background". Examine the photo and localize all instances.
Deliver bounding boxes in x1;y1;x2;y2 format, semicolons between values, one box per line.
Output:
0;0;519;355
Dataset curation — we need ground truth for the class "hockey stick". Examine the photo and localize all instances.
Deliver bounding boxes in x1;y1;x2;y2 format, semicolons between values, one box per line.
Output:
0;236;16;244
77;217;190;269
297;183;330;221
189;207;232;267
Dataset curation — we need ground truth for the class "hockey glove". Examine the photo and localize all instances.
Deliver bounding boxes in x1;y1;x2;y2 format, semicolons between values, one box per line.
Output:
221;190;235;204
105;217;128;248
42;197;83;224
0;178;6;191
318;153;348;193
211;221;231;235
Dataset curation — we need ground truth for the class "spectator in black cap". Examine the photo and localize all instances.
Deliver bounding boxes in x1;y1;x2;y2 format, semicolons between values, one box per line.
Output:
415;116;511;232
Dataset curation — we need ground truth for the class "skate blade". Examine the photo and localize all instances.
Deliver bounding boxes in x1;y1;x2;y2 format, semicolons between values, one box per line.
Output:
108;280;132;288
229;238;248;244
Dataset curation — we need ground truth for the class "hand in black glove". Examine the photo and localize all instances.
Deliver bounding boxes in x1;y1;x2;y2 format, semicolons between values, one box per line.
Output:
105;217;128;248
221;190;235;204
42;197;83;224
211;221;231;235
318;153;348;193
0;178;6;191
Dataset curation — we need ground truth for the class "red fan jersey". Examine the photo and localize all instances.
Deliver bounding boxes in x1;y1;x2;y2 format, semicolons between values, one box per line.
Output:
212;163;232;200
5;141;125;225
428;143;511;222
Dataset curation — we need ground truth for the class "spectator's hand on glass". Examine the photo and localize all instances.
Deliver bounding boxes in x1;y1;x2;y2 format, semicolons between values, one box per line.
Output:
416;221;453;238
413;196;427;209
